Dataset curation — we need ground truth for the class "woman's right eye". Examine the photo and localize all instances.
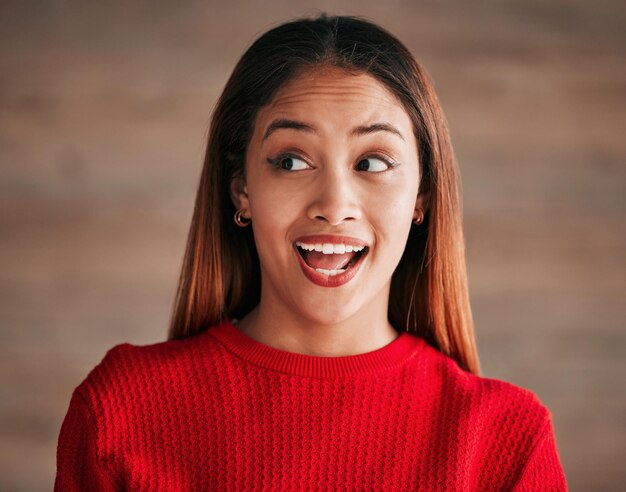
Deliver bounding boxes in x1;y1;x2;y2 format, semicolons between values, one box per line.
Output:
267;154;310;171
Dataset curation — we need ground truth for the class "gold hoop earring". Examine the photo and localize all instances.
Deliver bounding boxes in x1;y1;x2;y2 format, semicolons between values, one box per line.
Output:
234;209;251;227
413;209;424;225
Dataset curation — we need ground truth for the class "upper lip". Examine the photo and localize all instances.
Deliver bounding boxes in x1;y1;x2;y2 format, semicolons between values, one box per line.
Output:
293;234;370;248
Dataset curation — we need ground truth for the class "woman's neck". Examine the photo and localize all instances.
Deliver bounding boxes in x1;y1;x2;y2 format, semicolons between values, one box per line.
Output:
235;304;399;357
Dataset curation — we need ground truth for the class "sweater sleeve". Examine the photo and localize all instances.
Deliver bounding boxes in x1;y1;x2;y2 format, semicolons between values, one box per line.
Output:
512;414;568;491
54;389;116;492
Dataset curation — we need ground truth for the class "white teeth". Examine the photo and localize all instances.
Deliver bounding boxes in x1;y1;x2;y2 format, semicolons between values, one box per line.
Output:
315;268;347;276
295;242;366;254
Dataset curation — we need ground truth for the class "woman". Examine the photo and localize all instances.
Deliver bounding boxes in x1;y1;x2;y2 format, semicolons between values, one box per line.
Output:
55;14;567;490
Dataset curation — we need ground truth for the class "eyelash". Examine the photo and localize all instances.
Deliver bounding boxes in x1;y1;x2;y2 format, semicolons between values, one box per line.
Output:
266;153;306;171
266;152;398;172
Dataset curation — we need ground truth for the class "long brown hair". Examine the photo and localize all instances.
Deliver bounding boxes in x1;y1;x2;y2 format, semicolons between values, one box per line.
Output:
168;14;480;375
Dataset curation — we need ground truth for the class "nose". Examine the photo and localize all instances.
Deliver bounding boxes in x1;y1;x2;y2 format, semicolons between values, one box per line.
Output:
306;165;362;225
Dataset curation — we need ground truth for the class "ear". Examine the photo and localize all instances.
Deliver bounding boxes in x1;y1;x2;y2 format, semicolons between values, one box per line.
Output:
229;174;250;214
413;189;430;221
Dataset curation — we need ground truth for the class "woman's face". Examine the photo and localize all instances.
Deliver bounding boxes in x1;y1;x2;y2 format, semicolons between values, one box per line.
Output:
232;66;425;326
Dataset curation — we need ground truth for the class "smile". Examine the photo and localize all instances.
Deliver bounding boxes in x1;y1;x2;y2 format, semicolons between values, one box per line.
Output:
293;235;369;287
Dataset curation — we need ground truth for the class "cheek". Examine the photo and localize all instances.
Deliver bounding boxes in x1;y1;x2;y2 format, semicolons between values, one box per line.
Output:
369;180;418;222
374;192;414;217
367;182;418;255
247;179;301;257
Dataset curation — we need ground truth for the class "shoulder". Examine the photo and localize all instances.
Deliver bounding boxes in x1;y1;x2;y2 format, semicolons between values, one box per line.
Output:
419;340;552;441
74;323;228;408
417;341;558;483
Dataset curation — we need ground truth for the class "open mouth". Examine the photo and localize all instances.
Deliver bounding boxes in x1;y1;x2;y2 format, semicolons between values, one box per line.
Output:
294;242;368;277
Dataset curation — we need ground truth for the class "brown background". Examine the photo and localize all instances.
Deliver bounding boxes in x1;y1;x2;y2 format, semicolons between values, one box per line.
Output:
1;1;625;490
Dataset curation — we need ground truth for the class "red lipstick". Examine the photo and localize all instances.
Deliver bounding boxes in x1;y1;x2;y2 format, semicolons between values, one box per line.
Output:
292;235;369;287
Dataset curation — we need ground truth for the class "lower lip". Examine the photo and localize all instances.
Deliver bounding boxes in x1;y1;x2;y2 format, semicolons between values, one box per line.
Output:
293;246;367;287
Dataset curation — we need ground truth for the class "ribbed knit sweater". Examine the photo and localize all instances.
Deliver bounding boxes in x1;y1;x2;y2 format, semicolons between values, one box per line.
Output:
55;319;567;491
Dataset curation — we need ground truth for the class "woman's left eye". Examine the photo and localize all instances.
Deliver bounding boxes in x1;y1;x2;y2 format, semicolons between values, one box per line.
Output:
356;157;392;173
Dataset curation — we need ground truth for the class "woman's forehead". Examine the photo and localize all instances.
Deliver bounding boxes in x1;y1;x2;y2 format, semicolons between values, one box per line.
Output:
266;66;401;110
252;67;412;143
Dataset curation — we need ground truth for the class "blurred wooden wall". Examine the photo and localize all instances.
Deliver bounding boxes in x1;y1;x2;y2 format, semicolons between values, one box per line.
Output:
1;1;624;489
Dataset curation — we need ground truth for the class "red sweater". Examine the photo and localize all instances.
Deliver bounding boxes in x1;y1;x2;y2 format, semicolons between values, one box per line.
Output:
55;319;567;490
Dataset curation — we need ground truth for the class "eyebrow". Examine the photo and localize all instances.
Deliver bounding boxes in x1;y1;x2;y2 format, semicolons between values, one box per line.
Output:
262;118;405;141
352;122;405;141
262;119;314;141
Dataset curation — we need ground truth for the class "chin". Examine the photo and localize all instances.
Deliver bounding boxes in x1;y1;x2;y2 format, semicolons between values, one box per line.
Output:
293;298;364;328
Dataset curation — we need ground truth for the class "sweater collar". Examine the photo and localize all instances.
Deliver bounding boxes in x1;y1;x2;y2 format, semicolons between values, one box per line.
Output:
206;318;425;379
